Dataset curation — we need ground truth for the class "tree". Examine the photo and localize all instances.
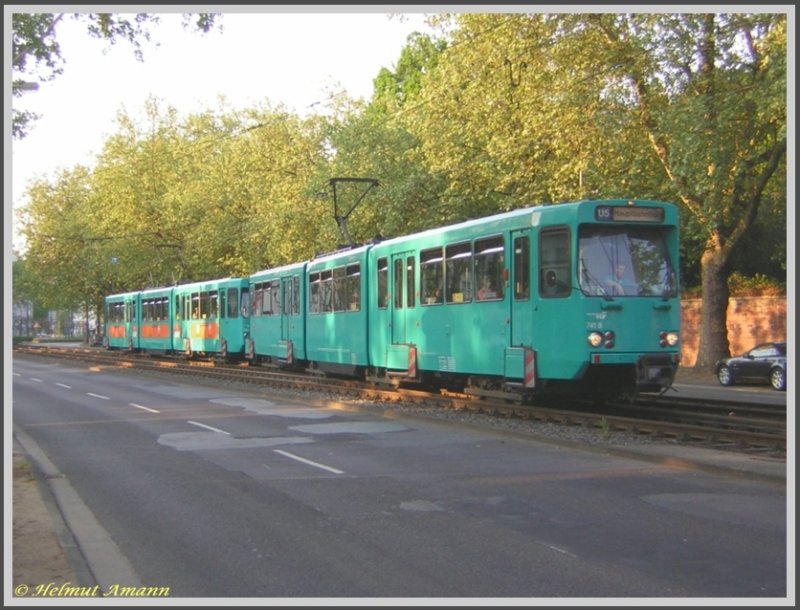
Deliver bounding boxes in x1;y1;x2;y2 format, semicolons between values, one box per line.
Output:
11;12;219;138
16;97;334;309
581;14;787;368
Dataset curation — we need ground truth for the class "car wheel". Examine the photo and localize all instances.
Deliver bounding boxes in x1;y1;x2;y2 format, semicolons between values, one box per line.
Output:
717;365;733;386
770;367;786;391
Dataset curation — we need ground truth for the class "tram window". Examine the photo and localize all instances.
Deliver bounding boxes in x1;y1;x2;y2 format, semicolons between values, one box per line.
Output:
333;266;347;312
270;281;281;315
421;248;443;305
227;288;239;318
394;259;403;309
514;235;530;300
377;258;389;309
292;276;300;315
241;288;250;317
261;283;270;315
539;228;571;297
126;301;136;322
208;291;219;319
252;283;263;317
283;279;293;317
321;270;333;313
474;236;504;301
406;257;415;308
259;281;277;316
346;264;361;311
309;273;321;314
446;242;472;304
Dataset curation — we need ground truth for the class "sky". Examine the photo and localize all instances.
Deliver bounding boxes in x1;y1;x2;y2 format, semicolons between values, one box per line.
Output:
7;7;441;252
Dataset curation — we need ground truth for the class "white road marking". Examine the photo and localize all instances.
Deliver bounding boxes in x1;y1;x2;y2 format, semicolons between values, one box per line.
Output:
187;420;231;435
130;403;160;413
87;392;110;400
273;449;344;475
55;382;72;389
30;378;44;383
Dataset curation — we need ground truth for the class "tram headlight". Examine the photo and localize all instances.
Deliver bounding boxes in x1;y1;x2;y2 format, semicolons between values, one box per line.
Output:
603;331;615;349
659;330;679;347
588;332;603;347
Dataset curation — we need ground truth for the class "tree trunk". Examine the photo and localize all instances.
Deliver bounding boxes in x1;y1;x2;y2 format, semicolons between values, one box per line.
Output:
695;248;731;371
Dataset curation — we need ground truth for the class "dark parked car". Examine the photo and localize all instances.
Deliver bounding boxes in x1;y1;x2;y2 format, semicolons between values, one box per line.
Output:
715;341;787;391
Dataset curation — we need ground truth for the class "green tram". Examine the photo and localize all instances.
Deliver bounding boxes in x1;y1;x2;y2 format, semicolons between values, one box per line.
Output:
173;277;250;359
366;199;680;395
104;199;679;397
104;290;140;351
248;262;307;365
138;285;176;353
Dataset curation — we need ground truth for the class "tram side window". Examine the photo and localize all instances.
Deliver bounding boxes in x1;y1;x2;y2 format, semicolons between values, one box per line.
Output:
333;267;347;312
406;257;415;308
514;236;530;300
393;259;403;309
126;301;136;322
241;288;250;318
446;242;472;304
377;258;388;309
227;288;239;319
283;279;293;317
309;273;321;314
142;298;162;322
265;281;280;316
347;264;361;311
252;283;264;317
321;270;333;313
421;248;443;305
474;236;504;301
539;228;571;298
291;276;300;315
110;302;124;323
208;291;219;319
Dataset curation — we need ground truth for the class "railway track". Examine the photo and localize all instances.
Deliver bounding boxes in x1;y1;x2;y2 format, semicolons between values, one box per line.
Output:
14;343;786;455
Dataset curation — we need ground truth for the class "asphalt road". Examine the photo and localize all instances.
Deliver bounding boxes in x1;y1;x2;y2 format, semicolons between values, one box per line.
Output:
12;355;787;600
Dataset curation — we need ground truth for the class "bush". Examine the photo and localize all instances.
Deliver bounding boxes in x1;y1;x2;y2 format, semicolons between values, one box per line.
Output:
682;273;786;298
728;273;786;296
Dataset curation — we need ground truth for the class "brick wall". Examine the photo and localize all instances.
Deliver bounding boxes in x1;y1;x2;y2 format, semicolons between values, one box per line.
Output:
680;296;787;367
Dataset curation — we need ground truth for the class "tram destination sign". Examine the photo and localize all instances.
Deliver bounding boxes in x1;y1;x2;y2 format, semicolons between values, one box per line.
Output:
595;205;665;223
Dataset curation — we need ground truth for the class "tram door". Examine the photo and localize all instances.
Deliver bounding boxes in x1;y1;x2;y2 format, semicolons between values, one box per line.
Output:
511;230;533;347
390;252;415;345
280;276;295;342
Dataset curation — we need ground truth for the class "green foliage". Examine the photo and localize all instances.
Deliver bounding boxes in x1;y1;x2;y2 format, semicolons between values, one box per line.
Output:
682;273;785;299
727;273;786;297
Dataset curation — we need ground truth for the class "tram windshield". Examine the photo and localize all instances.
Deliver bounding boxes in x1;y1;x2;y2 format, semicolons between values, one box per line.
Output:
578;227;676;298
